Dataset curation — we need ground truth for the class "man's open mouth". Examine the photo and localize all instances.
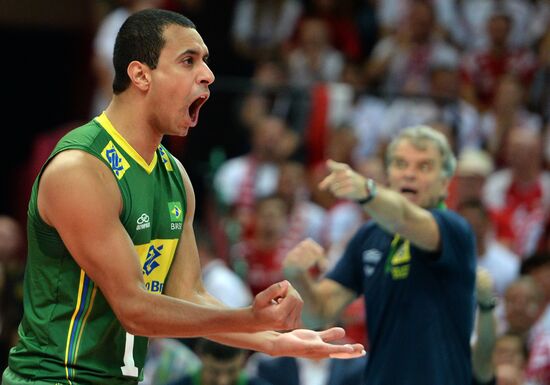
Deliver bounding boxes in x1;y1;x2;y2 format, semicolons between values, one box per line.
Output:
400;188;418;195
189;95;208;124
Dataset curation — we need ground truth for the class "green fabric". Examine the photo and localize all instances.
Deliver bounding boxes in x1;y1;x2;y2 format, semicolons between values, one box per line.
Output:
5;117;186;385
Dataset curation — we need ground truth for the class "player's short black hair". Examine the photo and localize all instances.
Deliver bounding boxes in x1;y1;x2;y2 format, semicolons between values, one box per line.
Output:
112;8;196;94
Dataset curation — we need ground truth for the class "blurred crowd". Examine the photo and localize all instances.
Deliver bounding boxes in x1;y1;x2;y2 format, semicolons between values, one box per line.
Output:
3;0;550;383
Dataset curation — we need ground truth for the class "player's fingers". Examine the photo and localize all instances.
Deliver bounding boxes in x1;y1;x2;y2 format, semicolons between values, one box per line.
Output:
329;346;367;359
255;280;290;306
275;289;303;329
317;327;346;342
288;303;303;330
326;159;349;172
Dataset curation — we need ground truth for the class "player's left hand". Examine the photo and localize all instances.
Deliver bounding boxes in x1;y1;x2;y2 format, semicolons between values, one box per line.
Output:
268;327;366;360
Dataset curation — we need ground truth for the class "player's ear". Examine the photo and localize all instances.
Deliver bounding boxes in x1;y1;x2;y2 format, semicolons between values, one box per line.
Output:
127;61;151;91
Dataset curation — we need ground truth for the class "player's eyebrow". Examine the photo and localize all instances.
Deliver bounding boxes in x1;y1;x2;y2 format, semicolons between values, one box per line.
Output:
178;48;210;61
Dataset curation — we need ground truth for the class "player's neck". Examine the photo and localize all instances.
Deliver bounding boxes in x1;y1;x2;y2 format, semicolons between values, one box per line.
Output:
104;96;162;164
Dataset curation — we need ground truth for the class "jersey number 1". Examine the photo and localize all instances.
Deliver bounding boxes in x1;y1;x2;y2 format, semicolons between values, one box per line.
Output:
121;332;139;377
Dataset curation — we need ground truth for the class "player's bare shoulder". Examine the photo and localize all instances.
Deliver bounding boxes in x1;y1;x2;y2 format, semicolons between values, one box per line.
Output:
41;149;112;178
38;149;121;225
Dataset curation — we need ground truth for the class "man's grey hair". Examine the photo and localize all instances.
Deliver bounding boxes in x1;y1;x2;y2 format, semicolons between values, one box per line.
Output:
385;125;457;178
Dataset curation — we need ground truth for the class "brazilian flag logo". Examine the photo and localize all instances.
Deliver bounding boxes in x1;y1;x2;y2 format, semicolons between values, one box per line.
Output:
168;202;183;222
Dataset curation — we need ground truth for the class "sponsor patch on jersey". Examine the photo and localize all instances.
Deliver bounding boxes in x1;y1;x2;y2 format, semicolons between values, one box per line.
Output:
136;213;151;231
159;146;173;171
101;141;130;180
135;239;178;294
168;202;183;223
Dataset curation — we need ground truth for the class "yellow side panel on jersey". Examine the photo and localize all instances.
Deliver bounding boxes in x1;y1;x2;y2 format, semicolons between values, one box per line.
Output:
101;141;131;180
135;239;178;294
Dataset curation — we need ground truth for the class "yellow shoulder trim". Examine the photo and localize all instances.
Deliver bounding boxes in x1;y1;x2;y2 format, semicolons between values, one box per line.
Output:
95;112;158;174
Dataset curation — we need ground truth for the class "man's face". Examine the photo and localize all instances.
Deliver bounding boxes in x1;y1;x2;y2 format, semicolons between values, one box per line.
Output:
504;283;541;333
455;175;485;205
252;117;286;161
387;139;449;208
530;265;550;301
256;198;288;239
492;336;525;369
488;15;511;46
147;24;214;136
457;206;487;241
200;354;245;385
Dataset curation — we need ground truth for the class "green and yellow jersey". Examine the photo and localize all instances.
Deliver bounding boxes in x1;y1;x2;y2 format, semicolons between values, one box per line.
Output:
3;113;186;385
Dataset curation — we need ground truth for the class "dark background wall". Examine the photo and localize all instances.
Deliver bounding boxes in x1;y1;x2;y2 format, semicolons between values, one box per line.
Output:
0;0;96;217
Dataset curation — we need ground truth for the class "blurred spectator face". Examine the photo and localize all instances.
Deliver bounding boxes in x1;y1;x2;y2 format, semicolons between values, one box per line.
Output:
457;205;488;243
253;60;287;88
277;161;306;201
493;76;523;111
407;1;434;43
495;363;524;385
387;138;449;208
504;279;544;334
505;129;542;172
430;67;458;99
255;197;289;239
455;150;494;206
326;127;358;164
0;216;22;262
341;60;365;90
312;0;335;13
200;352;246;385
492;334;527;369
528;262;550;301
455;175;486;206
487;14;512;47
251;116;288;161
299;18;330;51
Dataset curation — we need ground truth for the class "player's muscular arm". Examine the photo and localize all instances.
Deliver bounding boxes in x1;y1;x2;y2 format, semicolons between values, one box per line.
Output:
38;151;296;337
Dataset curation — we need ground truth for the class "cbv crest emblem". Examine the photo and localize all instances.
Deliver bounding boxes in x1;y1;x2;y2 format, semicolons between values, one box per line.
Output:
101;141;130;180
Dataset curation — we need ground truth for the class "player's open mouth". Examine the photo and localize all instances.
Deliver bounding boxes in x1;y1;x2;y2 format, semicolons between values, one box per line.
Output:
189;95;208;126
401;187;418;196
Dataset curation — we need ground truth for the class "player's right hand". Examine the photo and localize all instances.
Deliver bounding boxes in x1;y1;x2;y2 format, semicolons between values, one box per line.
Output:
251;280;303;331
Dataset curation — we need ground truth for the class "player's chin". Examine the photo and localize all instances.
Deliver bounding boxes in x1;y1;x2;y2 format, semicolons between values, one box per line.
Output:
173;121;191;136
402;192;421;205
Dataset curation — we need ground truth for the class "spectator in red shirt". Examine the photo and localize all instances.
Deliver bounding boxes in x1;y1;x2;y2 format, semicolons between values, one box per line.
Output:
482;129;550;258
460;10;538;111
